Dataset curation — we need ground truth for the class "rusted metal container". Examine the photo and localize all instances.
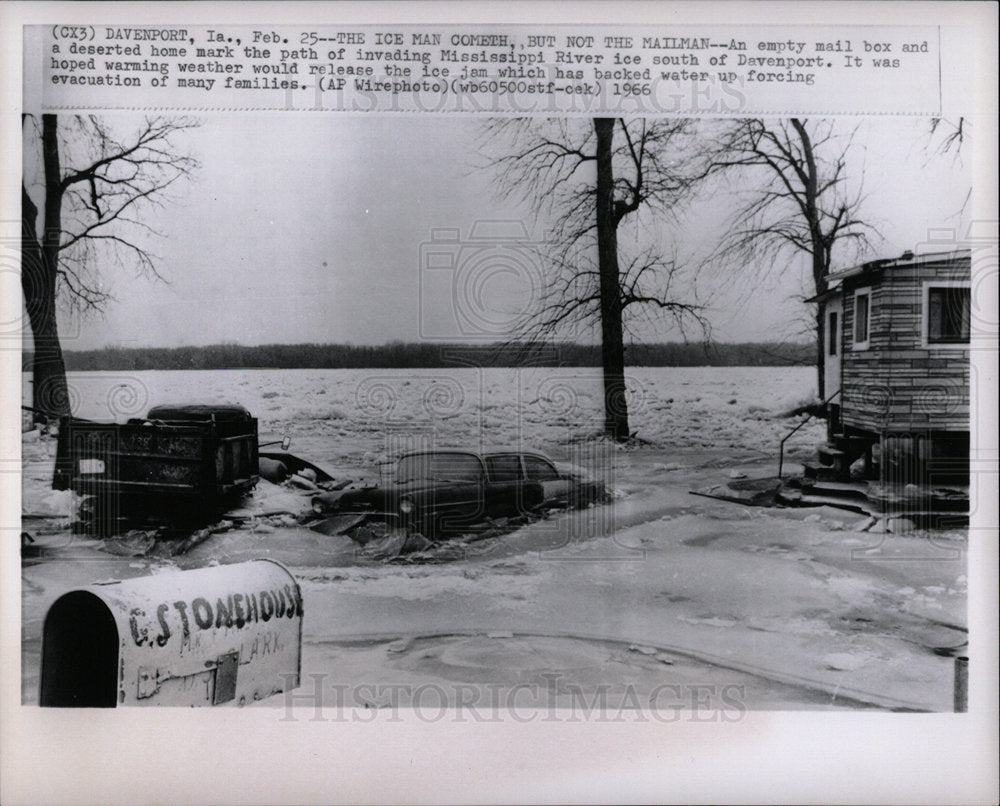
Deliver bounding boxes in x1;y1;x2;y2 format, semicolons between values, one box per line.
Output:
53;404;260;525
39;559;302;707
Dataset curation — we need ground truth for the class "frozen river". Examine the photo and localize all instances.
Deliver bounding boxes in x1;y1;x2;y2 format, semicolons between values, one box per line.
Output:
23;365;824;464
20;366;967;711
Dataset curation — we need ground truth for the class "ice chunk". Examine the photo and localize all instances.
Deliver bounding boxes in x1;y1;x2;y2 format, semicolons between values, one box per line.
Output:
824;652;868;671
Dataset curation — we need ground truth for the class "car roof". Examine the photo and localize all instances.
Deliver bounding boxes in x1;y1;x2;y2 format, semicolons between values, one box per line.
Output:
397;448;554;461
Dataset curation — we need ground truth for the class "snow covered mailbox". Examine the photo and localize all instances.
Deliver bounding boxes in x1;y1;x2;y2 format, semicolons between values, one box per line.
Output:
807;248;971;484
39;560;302;707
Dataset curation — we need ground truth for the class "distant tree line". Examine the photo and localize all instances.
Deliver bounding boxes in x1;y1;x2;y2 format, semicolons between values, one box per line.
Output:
23;341;814;371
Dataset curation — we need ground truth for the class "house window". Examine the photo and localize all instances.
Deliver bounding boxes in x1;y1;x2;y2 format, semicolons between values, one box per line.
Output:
853;289;871;350
927;285;971;344
828;311;838;356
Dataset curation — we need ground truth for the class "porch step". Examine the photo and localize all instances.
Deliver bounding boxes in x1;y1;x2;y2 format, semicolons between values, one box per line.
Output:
816;443;846;467
793;476;871;499
802;461;848;482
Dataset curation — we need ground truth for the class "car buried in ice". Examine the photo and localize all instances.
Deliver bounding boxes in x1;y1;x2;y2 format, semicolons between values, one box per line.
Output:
311;449;606;537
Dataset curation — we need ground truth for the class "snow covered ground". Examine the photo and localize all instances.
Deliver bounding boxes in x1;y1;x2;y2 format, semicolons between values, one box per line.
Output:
20;367;968;711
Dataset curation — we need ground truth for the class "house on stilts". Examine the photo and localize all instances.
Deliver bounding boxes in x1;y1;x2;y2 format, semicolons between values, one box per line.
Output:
804;249;971;488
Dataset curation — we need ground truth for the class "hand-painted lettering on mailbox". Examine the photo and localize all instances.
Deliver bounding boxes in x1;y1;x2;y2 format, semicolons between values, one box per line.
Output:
128;583;301;647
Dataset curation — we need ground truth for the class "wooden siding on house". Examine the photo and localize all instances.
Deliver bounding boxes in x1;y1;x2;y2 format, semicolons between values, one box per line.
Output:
838;256;970;434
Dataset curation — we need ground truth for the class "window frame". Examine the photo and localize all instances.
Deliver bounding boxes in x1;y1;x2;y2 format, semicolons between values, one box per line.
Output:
521;453;560;482
922;281;972;348
485;453;524;483
828;309;839;356
852;288;871;351
396;452;484;484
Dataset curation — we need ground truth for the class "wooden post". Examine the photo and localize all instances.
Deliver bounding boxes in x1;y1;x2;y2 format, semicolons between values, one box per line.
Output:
954;655;968;712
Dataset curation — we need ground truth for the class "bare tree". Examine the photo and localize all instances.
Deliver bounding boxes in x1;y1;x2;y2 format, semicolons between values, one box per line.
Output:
926;117;970;216
22;115;199;421
928;116;967;159
484;118;709;441
706;118;878;397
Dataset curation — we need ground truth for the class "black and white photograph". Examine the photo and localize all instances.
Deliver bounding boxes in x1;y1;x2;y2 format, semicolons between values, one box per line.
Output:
2;3;997;804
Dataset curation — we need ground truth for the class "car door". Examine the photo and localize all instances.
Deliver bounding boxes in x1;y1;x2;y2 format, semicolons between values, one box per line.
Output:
522;454;570;505
419;452;486;531
484;454;536;518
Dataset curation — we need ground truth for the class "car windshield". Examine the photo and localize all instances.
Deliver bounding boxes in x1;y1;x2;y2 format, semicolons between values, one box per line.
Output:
396;452;483;484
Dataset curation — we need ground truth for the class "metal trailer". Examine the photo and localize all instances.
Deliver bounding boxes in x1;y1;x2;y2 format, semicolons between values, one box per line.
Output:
52;404;260;530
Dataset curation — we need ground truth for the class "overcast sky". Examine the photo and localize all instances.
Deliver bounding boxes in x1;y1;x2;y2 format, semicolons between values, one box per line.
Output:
25;114;971;351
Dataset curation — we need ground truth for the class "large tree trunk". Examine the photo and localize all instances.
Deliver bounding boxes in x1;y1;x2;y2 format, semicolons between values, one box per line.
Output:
21;114;70;422
594;118;629;442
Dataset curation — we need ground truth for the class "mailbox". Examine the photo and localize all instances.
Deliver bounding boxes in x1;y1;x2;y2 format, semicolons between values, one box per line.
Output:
40;559;302;707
